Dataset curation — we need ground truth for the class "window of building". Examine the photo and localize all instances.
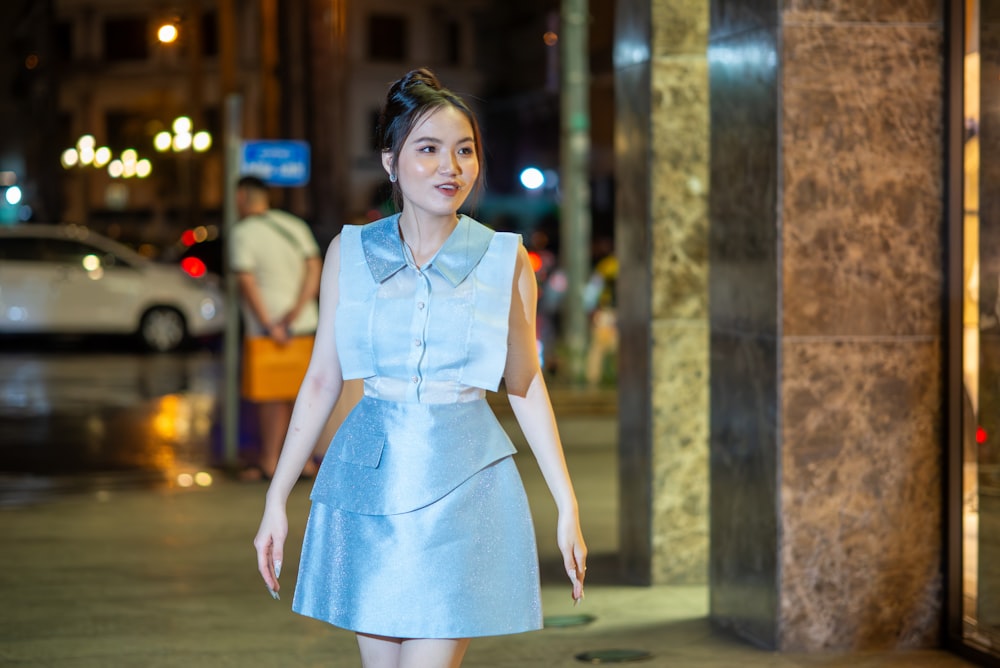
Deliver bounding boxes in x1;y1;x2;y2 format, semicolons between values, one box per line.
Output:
53;21;73;62
103;16;149;62
441;19;460;66
949;0;1000;662
367;14;408;62
105;111;151;152
201;11;218;57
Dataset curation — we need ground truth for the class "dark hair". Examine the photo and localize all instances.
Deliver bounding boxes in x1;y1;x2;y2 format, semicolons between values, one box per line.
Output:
377;68;484;210
237;175;268;193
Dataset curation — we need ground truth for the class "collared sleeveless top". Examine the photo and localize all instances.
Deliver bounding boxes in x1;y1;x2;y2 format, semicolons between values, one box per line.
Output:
310;214;522;515
336;213;519;401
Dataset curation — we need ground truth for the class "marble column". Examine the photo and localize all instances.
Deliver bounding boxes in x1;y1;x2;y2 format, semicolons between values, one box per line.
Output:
615;0;710;584
708;0;945;651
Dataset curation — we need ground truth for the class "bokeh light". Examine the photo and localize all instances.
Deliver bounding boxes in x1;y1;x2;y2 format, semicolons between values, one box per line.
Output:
157;24;178;44
520;167;545;190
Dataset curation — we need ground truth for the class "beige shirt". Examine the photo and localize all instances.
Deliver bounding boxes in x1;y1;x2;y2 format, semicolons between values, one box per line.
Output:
230;209;320;336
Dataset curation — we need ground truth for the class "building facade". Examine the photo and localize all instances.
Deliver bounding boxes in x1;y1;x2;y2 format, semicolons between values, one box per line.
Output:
616;0;998;662
46;0;485;246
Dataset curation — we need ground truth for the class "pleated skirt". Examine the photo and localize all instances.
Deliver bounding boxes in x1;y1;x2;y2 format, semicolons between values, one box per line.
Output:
291;455;543;638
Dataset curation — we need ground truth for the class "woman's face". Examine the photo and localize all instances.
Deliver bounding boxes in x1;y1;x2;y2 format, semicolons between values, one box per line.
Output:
384;105;480;220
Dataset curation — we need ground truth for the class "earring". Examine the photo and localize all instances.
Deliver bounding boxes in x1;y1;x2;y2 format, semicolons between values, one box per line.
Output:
389;173;397;183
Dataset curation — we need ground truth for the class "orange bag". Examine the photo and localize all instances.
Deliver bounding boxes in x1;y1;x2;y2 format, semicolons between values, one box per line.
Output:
241;335;315;402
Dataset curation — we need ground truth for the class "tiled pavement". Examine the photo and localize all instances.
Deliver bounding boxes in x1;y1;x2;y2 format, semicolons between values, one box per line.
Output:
0;385;981;667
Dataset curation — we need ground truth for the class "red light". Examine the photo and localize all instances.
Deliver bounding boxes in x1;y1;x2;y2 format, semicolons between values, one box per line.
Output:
977;426;988;444
528;251;543;273
181;229;197;247
181;256;207;278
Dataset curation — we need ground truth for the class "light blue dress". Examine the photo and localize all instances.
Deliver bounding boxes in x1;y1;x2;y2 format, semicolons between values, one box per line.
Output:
292;214;543;638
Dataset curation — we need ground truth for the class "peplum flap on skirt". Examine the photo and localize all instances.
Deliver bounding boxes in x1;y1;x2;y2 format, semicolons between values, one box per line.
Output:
310;396;517;515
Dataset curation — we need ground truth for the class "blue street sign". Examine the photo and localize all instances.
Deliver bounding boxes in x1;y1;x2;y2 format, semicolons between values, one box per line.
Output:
241;140;311;187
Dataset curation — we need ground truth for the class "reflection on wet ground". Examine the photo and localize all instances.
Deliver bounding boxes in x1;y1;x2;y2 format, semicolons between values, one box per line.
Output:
0;346;225;505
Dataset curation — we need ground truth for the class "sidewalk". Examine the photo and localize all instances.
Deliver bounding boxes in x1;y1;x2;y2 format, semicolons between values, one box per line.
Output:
1;459;977;667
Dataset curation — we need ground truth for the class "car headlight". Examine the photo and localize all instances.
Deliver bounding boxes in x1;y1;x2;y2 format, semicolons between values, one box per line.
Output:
200;298;218;320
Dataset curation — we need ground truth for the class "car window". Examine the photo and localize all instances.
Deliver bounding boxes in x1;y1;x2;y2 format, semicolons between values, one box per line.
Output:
39;239;133;269
0;237;45;261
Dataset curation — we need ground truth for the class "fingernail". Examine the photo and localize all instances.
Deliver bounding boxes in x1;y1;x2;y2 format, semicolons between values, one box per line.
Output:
275;560;282;579
267;585;280;601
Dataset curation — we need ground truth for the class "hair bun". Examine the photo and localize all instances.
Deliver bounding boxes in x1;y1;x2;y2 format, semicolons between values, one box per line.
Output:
399;68;441;93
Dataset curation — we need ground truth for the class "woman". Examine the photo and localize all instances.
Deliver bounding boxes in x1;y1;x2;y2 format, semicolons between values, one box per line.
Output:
253;68;587;668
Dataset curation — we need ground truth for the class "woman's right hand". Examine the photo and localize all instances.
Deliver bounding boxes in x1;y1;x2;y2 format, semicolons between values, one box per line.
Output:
253;502;289;599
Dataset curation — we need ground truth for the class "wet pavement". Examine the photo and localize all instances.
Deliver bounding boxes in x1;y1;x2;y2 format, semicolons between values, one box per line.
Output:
0;349;220;470
0;345;224;506
0;345;981;666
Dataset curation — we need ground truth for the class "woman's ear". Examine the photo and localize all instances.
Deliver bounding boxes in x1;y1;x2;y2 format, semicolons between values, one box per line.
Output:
381;151;394;180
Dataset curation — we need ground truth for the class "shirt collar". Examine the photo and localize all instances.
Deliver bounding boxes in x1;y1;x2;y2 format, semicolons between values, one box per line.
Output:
361;214;494;287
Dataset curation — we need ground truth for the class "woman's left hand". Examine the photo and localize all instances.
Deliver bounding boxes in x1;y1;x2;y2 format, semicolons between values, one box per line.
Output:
557;511;587;603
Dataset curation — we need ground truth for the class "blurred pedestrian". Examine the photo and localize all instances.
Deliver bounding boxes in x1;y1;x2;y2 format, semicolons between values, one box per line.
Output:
585;247;618;387
252;68;587;668
231;175;322;480
529;228;561;372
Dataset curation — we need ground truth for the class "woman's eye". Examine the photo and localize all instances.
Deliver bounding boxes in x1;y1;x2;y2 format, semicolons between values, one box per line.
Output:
418;146;436;153
459;147;475;156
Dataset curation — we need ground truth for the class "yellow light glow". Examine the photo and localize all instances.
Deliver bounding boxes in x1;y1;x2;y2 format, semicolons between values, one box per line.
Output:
194;471;213;487
82;254;100;271
172;116;192;135
77;134;95;151
94;147;112;167
136;159;152;178
154;131;172;152
192;131;212;152
172;133;192;152
79;147;95;166
158;24;178;44
108;160;124;178
177;473;194;487
61;148;79;168
121;149;138;165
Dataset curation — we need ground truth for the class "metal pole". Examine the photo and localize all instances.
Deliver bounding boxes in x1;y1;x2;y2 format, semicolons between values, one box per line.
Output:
186;0;203;229
222;93;243;468
218;0;241;469
560;0;591;383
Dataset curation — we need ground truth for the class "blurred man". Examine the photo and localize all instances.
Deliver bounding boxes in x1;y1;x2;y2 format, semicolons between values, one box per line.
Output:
230;175;322;479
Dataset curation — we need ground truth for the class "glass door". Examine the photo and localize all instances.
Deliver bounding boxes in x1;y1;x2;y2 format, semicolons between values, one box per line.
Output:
954;0;1000;662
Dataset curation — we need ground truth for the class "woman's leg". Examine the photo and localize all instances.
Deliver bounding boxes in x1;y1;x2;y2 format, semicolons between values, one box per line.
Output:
399;638;470;668
357;633;402;668
357;635;469;668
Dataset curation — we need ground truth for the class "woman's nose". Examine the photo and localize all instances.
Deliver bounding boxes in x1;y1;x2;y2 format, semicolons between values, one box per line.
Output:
439;153;459;174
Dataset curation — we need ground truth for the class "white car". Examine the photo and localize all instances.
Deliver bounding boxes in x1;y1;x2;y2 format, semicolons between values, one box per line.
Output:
0;224;225;352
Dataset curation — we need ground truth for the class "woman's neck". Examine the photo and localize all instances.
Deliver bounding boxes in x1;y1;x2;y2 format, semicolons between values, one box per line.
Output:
397;212;460;267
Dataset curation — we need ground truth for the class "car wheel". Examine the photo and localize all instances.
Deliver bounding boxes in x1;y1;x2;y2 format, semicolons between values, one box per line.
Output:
140;307;187;352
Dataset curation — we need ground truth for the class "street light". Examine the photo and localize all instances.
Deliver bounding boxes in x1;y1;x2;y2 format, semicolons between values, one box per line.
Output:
61;135;152;179
157;23;179;44
154;116;212;155
107;149;153;180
